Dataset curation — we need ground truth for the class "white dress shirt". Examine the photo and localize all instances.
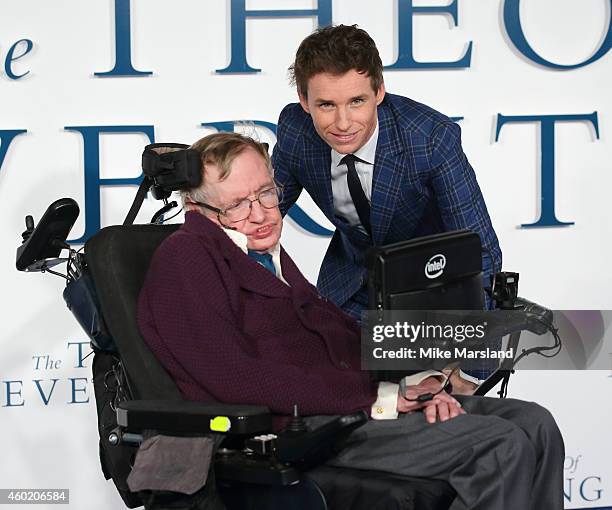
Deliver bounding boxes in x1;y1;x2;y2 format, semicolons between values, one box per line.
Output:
330;121;378;233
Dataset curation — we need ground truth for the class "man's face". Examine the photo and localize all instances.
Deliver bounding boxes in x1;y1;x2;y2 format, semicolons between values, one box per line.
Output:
299;69;385;154
203;147;282;252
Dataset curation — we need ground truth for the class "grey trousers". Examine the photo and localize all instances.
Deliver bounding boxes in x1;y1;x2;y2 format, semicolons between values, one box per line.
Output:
325;396;564;510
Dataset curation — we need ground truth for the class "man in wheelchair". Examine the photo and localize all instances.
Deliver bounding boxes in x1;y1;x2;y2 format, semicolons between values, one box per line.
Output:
136;132;564;510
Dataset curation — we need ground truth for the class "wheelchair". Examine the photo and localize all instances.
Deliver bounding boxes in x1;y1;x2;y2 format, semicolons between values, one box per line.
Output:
15;145;559;510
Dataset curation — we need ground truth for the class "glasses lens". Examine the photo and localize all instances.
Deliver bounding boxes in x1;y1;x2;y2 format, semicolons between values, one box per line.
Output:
259;187;282;208
221;186;283;224
224;201;251;222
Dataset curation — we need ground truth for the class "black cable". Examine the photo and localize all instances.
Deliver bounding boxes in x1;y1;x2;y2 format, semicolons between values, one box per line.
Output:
403;367;458;402
154;205;183;224
41;266;68;280
511;320;562;367
161;206;183;223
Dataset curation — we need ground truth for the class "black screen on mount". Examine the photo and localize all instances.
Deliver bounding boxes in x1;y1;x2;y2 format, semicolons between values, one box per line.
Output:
367;230;486;381
368;229;485;313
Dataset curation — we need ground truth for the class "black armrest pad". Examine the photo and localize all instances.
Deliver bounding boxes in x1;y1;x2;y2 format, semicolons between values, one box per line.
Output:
275;412;367;464
117;400;271;435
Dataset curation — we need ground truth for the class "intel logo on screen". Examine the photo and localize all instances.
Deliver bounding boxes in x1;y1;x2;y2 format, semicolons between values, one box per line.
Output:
425;254;446;279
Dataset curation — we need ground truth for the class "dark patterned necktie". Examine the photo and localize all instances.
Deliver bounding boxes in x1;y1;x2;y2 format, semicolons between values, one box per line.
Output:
340;154;372;236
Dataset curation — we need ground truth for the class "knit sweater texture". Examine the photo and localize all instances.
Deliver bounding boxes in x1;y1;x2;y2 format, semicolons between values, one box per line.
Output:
137;212;378;420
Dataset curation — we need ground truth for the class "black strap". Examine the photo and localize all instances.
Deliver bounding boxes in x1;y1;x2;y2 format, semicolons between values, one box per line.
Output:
340;154;372;236
123;177;152;226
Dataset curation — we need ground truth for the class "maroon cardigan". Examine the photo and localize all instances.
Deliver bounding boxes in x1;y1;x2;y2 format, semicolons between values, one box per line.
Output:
137;212;378;419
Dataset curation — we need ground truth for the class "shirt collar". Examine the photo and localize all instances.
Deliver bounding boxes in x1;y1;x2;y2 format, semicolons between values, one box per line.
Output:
222;227;249;254
331;117;379;167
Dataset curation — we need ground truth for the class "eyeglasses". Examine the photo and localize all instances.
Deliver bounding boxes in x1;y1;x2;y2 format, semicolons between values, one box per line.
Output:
189;185;283;227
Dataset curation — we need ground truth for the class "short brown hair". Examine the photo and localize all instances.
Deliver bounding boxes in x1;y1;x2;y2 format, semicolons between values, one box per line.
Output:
182;132;272;205
289;24;384;97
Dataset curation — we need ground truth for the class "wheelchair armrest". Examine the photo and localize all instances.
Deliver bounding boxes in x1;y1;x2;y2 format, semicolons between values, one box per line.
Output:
274;411;368;465
116;402;367;486
217;411;368;486
116;399;272;435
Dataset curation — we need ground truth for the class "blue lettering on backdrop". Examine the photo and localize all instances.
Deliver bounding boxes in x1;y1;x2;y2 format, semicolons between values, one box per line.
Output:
564;476;604;503
503;0;612;69
579;476;603;502
64;126;153;244
3;381;24;407
68;378;90;404
4;39;34;80
202;120;333;236
386;0;472;69
94;0;152;77
216;0;333;73
67;341;93;369
0;342;94;408
495;113;600;228
33;379;59;406
0;130;27;175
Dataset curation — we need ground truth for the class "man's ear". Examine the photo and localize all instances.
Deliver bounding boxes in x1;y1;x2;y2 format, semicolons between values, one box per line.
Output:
375;82;386;106
298;91;310;114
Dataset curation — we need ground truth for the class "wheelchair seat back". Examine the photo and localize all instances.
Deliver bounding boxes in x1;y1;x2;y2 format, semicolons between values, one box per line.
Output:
85;223;182;400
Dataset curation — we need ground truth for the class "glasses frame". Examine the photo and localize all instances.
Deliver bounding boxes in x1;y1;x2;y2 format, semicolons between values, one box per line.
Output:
188;184;284;227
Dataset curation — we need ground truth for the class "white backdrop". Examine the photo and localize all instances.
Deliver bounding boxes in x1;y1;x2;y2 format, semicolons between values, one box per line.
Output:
1;1;610;508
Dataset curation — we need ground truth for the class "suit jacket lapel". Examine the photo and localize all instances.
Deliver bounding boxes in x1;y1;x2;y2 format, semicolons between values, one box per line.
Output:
224;246;292;298
235;247;313;304
279;248;315;300
303;130;335;218
371;101;406;245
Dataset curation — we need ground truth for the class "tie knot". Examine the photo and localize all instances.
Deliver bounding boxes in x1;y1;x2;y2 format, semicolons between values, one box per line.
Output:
340;154;359;166
247;250;276;275
248;249;272;263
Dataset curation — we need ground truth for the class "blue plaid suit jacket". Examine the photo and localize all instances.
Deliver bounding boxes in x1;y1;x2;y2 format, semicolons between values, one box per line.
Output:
272;93;502;315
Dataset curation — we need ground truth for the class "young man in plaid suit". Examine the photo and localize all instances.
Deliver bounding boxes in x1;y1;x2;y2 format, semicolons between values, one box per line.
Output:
272;25;502;386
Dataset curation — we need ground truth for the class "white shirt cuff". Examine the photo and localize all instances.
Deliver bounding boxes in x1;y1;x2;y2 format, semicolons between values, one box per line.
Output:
371;382;399;420
403;370;447;387
458;370;484;386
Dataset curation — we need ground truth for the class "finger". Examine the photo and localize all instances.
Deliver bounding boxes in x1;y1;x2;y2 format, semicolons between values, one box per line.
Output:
424;403;437;424
431;392;456;408
454;398;467;413
397;395;423;414
437;401;450;422
444;394;466;414
398;403;421;414
437;395;465;419
449;399;462;419
399;402;422;413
